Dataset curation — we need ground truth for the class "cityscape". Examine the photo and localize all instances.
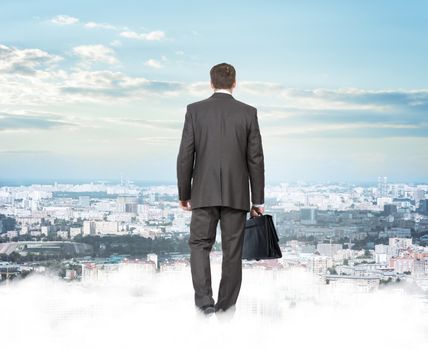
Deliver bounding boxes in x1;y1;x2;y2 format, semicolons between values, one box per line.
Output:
1;176;427;293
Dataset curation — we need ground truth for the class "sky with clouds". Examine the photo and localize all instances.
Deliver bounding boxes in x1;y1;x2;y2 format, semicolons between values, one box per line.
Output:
1;0;427;184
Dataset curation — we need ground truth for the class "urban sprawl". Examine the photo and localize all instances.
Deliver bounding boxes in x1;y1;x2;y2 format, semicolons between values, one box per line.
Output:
1;177;428;294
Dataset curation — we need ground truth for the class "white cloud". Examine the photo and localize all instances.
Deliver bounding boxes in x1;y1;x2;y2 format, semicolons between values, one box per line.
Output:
144;59;163;69
238;82;428;112
50;15;79;25
120;30;165;41
84;21;117;30
0;44;62;75
184;81;212;96
0;111;76;132
0;265;426;350
72;44;118;65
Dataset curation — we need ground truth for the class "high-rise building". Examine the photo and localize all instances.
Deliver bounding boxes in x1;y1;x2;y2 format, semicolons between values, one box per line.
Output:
116;195;138;214
418;199;428;214
414;189;425;208
383;204;397;216
377;176;388;197
83;221;96;236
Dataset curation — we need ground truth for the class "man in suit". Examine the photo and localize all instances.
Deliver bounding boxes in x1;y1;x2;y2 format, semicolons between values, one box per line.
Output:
176;62;265;315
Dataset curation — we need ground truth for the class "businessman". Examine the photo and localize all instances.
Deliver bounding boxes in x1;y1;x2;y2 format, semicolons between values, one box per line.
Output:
176;63;265;315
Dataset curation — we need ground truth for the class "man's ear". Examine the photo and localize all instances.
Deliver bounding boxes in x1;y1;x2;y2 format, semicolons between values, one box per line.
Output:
232;80;236;88
210;81;214;89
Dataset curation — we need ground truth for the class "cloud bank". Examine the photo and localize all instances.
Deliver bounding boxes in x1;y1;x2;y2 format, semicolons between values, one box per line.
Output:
0;265;427;350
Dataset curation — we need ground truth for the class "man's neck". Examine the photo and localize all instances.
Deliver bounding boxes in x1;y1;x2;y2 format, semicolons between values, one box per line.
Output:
214;88;232;95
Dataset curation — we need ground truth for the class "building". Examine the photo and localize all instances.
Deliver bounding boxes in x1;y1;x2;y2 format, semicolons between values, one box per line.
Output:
65;269;77;280
413;258;428;276
389;237;412;250
95;220;119;235
374;244;393;264
81;260;156;282
116;195;138;214
326;275;380;292
377;176;388;197
316;243;343;257
57;230;69;239
0;262;21;281
383;204;397;216
418;199;428;214
70;227;82;238
414;189;426;208
389;256;413;273
309;255;333;274
83;220;119;235
83;220;96;236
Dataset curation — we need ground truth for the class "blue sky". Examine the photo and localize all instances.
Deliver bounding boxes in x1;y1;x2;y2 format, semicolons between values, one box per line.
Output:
0;0;427;183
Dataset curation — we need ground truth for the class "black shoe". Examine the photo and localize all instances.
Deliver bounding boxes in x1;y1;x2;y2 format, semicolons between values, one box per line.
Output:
198;304;215;315
214;304;223;312
215;304;236;313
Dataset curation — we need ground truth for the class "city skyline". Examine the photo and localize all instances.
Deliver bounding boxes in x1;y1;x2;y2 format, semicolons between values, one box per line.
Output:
1;177;428;188
1;1;428;182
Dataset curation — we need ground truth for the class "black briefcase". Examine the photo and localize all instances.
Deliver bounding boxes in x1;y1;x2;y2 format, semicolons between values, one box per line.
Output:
242;213;282;261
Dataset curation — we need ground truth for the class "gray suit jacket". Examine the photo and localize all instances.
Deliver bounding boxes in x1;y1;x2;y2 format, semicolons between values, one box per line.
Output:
176;92;265;212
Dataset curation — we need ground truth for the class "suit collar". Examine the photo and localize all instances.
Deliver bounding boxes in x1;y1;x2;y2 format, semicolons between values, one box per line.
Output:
210;92;235;99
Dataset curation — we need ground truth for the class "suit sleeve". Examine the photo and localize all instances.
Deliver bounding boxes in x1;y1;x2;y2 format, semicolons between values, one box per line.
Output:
246;108;265;205
176;105;195;201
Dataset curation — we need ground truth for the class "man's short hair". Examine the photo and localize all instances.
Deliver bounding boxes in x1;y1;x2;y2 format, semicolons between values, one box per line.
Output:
210;63;236;89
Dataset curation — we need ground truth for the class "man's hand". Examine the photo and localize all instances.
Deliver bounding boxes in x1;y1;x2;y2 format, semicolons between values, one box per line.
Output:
250;205;264;217
179;200;192;211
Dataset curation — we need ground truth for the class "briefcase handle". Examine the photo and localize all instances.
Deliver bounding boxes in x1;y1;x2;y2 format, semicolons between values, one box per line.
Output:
246;214;264;229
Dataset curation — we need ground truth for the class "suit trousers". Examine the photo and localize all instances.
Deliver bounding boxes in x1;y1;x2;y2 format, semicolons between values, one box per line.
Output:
188;205;247;310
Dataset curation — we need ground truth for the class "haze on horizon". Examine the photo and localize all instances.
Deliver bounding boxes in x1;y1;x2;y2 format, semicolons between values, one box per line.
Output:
1;1;428;183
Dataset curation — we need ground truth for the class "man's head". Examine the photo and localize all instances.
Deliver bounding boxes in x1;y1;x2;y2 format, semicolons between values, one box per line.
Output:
210;62;236;91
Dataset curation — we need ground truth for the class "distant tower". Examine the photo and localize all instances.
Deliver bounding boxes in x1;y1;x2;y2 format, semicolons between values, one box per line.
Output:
377;176;388;197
